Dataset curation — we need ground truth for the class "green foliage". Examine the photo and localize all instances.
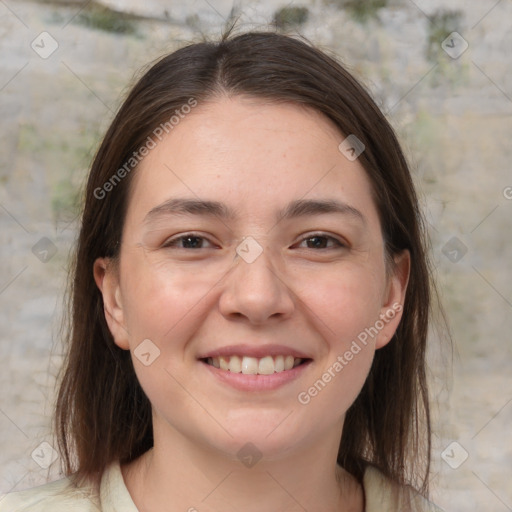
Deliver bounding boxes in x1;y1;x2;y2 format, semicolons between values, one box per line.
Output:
17;122;39;153
397;108;444;189
328;0;388;23
74;4;138;35
273;6;309;29
51;179;81;222
426;9;463;63
16;122;97;223
345;0;388;22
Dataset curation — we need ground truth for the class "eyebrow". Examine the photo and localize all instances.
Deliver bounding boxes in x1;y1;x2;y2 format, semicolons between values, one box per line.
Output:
143;197;366;225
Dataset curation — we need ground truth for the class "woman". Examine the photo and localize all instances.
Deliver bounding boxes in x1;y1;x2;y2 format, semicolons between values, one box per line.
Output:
1;30;443;511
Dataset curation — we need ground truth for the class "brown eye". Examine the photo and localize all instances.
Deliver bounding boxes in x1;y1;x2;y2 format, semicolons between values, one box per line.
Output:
297;234;345;250
162;234;214;249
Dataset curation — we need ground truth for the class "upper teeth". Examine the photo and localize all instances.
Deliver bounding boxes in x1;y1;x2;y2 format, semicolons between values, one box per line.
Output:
206;355;302;375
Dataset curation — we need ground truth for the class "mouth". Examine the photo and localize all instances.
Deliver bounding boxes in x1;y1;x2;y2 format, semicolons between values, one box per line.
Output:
199;355;311;375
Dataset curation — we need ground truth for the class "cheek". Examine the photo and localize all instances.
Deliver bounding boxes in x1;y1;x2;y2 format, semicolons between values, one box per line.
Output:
120;252;228;341
297;345;374;421
118;256;213;416
293;262;386;346
294;270;382;415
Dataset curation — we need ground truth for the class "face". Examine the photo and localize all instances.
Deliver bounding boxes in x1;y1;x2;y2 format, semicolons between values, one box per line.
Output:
94;96;409;462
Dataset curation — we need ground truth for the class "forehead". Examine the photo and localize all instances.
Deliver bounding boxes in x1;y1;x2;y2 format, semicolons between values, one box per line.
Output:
125;96;380;230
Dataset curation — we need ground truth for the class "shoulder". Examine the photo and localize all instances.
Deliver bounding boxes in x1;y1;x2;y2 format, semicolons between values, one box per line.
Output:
0;475;100;512
0;461;138;512
362;465;445;512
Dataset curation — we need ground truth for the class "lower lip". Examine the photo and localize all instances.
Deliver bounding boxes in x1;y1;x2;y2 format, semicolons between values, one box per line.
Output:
200;360;312;391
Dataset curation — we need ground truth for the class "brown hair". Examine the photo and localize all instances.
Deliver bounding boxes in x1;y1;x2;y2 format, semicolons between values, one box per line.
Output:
56;29;436;495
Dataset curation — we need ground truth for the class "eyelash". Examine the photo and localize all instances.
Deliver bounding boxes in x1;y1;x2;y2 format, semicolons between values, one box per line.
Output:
161;233;347;250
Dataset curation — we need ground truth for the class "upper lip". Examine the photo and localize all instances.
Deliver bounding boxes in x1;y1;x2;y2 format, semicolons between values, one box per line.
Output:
198;344;312;360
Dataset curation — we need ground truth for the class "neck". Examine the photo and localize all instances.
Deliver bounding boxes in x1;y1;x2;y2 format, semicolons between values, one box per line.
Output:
122;420;363;512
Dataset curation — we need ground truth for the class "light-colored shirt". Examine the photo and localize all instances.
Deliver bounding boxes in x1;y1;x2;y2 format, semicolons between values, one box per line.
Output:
0;461;443;511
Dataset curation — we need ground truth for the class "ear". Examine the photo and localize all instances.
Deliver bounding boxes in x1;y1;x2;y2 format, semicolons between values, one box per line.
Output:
93;257;130;350
375;250;410;349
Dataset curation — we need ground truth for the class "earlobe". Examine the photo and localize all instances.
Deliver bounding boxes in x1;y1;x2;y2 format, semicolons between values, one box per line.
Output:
93;257;130;350
375;250;410;349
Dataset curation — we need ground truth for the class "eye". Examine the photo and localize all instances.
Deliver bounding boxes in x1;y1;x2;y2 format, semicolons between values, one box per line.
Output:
162;233;215;249
295;233;346;250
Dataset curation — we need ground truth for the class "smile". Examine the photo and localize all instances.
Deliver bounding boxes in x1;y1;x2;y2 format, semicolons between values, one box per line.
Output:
202;355;307;375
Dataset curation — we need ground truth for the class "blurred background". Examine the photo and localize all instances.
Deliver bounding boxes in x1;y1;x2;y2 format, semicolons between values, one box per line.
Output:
0;0;511;509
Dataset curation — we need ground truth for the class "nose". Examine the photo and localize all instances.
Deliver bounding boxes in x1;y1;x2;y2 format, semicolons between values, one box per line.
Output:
218;244;295;325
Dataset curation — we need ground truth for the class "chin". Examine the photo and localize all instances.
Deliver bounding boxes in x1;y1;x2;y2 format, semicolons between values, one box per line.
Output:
207;418;306;462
